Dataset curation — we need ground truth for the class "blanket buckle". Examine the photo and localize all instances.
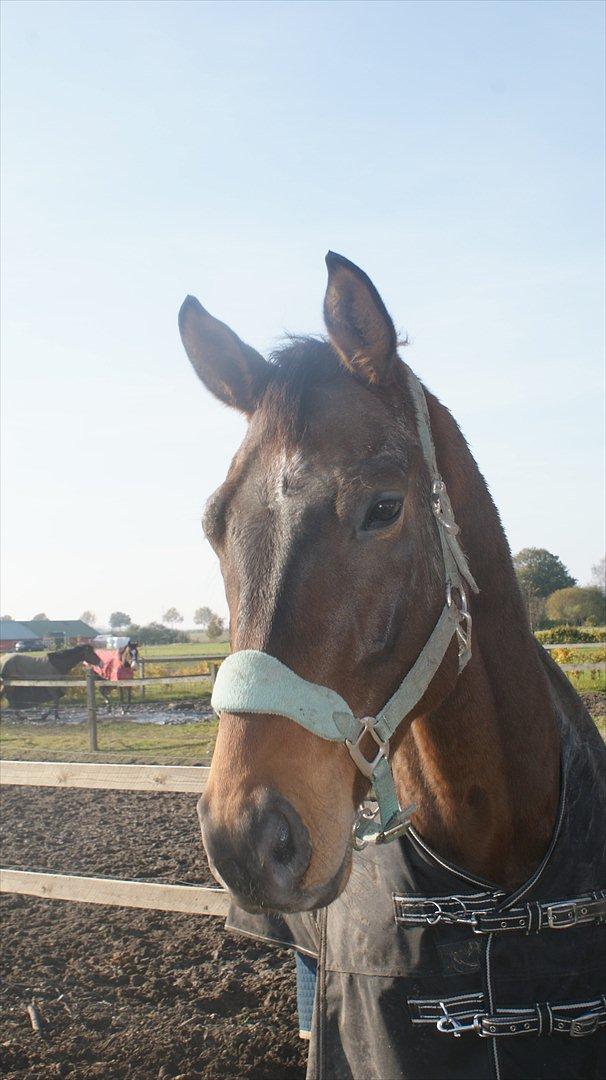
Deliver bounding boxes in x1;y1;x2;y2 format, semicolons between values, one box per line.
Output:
570;1012;599;1037
546;900;577;928
436;1003;481;1037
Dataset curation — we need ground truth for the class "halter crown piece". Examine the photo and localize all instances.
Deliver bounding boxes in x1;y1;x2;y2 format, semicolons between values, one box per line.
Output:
211;366;479;848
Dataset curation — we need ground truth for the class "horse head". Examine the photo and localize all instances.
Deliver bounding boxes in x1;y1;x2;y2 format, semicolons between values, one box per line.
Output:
179;254;468;912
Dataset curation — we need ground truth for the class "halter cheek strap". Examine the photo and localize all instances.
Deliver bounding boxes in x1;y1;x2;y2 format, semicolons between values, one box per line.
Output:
211;366;479;848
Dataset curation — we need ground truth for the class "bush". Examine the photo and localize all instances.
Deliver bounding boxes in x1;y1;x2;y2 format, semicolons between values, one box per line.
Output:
545;587;606;627
535;625;606;644
126;622;189;645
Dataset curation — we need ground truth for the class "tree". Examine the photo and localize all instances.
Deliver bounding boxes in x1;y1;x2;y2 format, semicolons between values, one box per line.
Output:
1;615;13;620
513;548;576;600
110;611;131;630
206;614;224;641
193;606;213;628
526;596;547;631
127;621;188;645
80;610;97;627
545;587;606;627
163;607;183;628
590;557;606;597
31;612;48;621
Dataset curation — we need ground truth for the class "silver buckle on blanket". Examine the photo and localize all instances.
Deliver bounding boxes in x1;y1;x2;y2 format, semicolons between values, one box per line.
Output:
546;900;578;928
422;897;478;928
346;716;389;779
570;1012;600;1037
437;1003;482;1037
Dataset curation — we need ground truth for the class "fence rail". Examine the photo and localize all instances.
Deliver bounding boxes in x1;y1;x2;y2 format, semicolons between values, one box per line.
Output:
0;759;225;916
1;674;214;688
542;642;604;651
0;760;210;792
0;869;229;916
139;653;229;663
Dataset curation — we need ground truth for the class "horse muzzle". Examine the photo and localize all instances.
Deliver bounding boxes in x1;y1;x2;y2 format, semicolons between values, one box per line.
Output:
198;787;320;912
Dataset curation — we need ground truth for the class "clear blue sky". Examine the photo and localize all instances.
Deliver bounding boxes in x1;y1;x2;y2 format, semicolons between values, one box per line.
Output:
1;0;604;626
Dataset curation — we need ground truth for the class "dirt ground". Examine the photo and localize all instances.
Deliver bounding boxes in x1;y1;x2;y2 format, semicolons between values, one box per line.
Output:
0;787;307;1080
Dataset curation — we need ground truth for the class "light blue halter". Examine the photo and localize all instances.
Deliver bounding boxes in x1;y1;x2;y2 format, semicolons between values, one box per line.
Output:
211;365;479;848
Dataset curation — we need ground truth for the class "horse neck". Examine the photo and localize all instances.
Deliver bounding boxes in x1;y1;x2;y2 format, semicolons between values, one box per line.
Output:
48;646;83;673
392;390;561;889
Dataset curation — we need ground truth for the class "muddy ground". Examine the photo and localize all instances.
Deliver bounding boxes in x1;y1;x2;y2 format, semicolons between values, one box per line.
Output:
0;787;307;1080
0;700;215;726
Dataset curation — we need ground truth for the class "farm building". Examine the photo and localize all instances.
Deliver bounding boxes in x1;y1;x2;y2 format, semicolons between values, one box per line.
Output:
20;619;98;647
0;620;42;653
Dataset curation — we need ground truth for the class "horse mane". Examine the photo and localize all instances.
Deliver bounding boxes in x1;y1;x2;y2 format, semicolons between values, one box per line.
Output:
47;645;89;674
261;335;411;442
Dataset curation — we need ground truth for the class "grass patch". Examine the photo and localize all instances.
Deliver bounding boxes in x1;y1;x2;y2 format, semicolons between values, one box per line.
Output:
0;718;218;765
566;669;606;693
139;642;229;658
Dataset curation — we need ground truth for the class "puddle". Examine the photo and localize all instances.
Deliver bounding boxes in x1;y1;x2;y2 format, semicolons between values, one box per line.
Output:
0;702;216;726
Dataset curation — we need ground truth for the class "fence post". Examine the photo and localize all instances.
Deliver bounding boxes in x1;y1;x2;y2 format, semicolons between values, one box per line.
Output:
86;670;98;752
209;661;219;689
140;657;146;700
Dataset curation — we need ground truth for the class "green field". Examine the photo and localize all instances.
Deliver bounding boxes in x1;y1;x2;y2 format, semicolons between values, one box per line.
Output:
138;641;229;658
0;718;217;765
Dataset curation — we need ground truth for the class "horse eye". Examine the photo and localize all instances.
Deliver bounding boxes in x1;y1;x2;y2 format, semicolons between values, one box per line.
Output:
364;498;403;529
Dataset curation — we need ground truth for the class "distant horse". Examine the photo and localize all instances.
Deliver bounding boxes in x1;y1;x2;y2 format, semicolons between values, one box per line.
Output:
88;642;139;714
178;254;606;1080
0;645;102;720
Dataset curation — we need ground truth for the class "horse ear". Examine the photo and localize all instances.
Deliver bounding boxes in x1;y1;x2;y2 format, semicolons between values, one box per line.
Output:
323;252;398;385
179;295;270;414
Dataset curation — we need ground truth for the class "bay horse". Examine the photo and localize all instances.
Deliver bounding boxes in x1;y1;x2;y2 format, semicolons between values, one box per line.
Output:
88;642;139;714
0;644;102;720
178;254;605;1079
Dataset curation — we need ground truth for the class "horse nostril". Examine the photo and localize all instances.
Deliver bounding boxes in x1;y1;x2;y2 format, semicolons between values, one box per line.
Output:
256;794;312;889
271;812;295;865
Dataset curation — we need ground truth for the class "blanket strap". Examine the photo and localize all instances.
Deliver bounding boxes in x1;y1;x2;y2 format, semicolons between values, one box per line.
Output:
409;994;606;1038
394;889;606;933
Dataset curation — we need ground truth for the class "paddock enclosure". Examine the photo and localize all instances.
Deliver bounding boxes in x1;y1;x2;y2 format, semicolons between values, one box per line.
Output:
0;762;306;1080
0;651;604;1079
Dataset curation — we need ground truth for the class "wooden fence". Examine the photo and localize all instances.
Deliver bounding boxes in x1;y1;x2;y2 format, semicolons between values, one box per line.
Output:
1;663;225;751
0;759;229;916
137;653;228;699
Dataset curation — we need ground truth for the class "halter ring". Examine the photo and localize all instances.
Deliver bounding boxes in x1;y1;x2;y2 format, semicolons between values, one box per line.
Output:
346;716;389;779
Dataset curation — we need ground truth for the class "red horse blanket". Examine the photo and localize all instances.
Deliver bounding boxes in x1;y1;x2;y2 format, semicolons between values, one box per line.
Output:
88;649;133;682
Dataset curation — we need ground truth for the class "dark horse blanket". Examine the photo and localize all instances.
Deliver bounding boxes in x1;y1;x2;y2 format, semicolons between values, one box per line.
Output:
226;650;606;1079
0;652;65;706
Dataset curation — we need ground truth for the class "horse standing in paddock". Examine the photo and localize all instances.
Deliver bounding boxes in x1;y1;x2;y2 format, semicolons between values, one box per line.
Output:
0;645;102;720
179;254;605;1080
88;642;139;714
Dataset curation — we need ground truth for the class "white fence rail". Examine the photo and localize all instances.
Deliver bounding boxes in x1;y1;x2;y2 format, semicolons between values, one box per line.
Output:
0;759;210;793
0;870;229;916
0;759;227;916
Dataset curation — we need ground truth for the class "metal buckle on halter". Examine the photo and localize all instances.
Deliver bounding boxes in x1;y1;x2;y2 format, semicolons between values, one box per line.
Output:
447;583;472;668
352;802;416;850
345;716;389;779
431;479;460;534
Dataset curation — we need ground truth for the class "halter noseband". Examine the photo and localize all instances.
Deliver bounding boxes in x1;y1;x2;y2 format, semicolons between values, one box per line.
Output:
211;366;479;848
